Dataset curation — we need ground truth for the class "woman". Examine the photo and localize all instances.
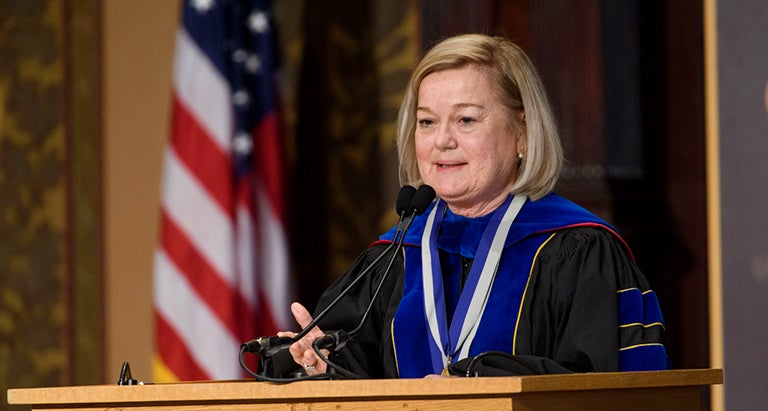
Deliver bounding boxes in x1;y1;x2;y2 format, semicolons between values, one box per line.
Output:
279;34;668;378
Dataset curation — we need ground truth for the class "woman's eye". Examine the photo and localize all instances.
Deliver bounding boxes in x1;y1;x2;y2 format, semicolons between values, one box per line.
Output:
459;117;475;125
417;119;434;127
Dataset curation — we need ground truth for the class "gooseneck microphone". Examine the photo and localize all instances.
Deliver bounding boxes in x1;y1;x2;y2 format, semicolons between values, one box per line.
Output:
396;185;418;218
241;335;294;357
240;185;420;379
314;185;435;349
410;184;437;215
290;185;418;343
312;185;436;376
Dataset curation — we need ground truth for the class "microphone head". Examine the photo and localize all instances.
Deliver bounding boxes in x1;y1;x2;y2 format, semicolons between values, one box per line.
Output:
410;185;436;215
242;335;293;354
396;185;417;216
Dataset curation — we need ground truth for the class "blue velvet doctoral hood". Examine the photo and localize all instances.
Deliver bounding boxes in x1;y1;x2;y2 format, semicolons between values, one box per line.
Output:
380;193;628;377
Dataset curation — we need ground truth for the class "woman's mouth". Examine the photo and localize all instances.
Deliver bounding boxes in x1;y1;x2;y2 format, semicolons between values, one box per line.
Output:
437;162;464;169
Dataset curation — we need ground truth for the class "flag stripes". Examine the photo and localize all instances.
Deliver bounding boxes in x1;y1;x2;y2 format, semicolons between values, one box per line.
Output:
154;0;292;381
170;97;233;213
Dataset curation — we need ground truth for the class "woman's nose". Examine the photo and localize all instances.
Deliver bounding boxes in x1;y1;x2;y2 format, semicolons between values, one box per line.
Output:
434;125;457;150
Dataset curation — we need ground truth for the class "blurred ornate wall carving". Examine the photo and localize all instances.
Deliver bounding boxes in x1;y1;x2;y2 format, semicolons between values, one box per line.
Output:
0;0;102;397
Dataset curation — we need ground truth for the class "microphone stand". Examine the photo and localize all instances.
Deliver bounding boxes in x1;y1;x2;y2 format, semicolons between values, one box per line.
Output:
311;213;417;379
312;185;435;378
241;186;419;380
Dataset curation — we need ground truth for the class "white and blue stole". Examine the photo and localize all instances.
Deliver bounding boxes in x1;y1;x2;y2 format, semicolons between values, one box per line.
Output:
384;193;618;377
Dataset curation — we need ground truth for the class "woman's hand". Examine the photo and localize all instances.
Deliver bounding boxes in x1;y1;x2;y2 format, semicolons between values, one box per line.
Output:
276;302;329;375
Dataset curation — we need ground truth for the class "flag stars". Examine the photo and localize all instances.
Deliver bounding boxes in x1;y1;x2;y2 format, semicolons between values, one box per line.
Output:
190;0;215;13
232;49;262;74
248;11;270;34
245;54;261;74
233;132;253;155
232;89;250;106
232;49;248;63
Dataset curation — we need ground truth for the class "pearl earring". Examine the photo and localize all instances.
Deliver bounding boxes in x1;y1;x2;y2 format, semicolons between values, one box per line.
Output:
518;152;524;160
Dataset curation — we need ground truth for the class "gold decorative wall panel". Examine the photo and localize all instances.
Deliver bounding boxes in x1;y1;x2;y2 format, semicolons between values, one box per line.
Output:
0;0;102;399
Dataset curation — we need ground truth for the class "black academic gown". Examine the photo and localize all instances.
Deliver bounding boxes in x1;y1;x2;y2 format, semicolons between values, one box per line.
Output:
313;196;668;378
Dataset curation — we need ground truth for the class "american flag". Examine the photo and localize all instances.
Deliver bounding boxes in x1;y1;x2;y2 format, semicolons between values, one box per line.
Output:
153;0;293;381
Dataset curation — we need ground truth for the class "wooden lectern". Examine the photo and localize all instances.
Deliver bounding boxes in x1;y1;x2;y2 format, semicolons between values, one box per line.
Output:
7;368;722;411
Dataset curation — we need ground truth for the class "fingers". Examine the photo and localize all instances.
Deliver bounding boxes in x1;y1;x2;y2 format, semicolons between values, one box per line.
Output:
291;302;319;333
300;348;328;375
287;302;328;375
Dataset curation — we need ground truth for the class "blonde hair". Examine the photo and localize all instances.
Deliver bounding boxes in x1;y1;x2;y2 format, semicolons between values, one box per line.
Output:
396;34;562;200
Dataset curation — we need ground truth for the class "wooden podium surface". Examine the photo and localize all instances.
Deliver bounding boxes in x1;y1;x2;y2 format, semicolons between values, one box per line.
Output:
7;368;722;411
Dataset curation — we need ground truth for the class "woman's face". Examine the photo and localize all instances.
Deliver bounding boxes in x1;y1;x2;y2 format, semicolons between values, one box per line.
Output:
415;65;524;217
